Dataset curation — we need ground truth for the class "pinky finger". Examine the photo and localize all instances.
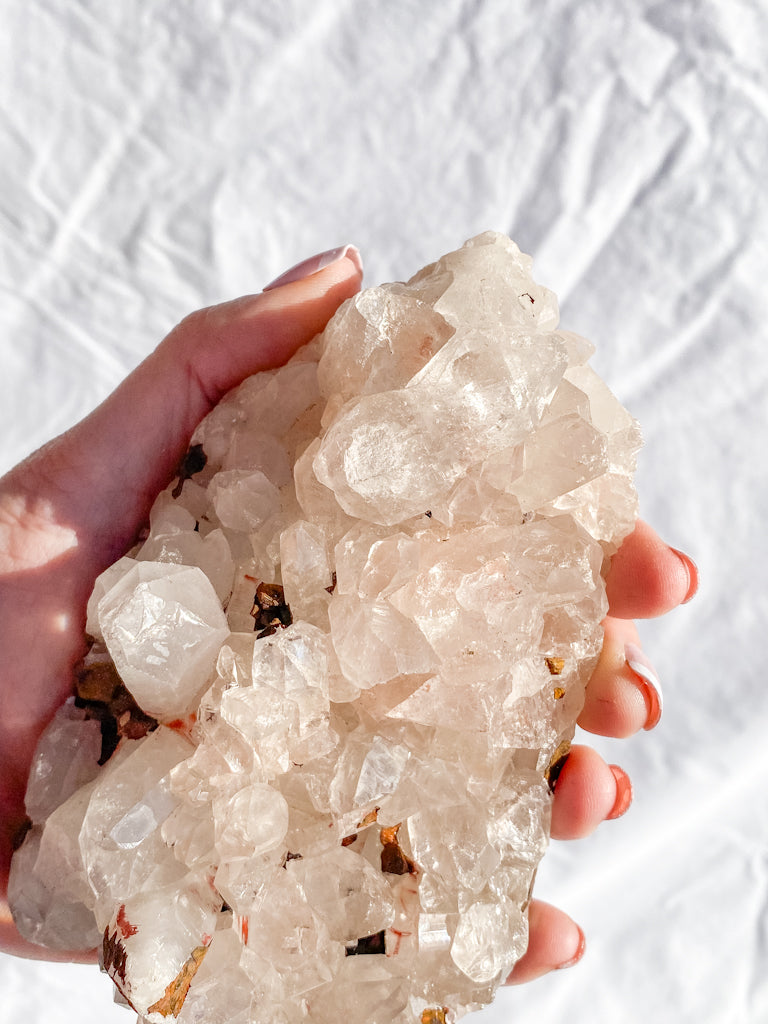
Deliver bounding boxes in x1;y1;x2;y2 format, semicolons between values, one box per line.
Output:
505;899;586;985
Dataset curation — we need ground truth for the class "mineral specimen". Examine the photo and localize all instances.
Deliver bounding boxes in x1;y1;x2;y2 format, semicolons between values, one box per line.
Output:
9;232;641;1023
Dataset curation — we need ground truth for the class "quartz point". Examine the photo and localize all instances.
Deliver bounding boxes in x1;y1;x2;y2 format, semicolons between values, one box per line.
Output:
10;233;641;1022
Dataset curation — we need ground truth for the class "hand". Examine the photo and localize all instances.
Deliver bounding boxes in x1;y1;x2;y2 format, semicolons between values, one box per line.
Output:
0;246;697;983
0;248;363;958
508;522;697;983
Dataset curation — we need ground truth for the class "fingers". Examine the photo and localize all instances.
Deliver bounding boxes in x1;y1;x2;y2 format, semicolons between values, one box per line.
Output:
507;747;632;983
8;249;363;570
550;744;631;840
578;616;662;737
502;742;635;984
506;899;585;984
165;246;363;414
606;520;698;619
583;517;694;737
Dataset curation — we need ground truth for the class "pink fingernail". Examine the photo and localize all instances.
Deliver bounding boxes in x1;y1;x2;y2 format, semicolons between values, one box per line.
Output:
625;642;663;730
671;548;699;604
556;924;586;970
607;765;633;819
263;244;363;291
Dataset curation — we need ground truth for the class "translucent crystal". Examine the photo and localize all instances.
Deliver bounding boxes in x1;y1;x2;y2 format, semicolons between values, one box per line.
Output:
24;697;102;822
293;846;396;941
101;872;220;1019
11;233;640;1022
86;555;137;640
175;928;253;1024
79;728;193;923
110;781;179;850
208;470;282;533
450;899;527;984
97;562;230;719
8;782;101;949
137;525;235;605
212;783;289;860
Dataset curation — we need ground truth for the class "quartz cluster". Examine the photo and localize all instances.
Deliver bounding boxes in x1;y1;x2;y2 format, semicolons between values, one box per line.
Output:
9;233;641;1023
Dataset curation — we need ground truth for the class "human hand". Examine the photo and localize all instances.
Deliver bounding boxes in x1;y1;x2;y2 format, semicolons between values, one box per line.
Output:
0;245;697;983
507;521;697;982
0;246;364;958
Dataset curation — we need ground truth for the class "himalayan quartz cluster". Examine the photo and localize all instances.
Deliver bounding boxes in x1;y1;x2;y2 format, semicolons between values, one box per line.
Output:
9;233;641;1024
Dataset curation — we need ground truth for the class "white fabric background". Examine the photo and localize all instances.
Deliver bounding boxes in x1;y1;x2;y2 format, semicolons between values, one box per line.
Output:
1;1;766;1022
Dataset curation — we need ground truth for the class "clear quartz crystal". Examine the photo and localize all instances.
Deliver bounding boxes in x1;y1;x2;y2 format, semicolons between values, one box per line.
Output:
10;233;641;1023
98;562;230;719
24;698;103;821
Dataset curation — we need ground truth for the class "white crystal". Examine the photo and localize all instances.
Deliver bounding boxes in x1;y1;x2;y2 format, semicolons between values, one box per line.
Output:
86;556;137;640
212;783;289;860
279;519;333;626
102;872;220;1019
294;846;396;942
208;469;282;533
8;782;100;949
11;233;640;1023
24;697;102;822
450;899;527;984
239;870;343;999
98;562;230;719
110;781;179;850
79;728;193;922
175;928;252;1024
138;525;235;605
317;287;455;403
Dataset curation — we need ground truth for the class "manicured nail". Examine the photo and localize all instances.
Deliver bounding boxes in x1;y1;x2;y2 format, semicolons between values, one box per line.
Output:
607;765;633;819
556;924;586;970
263;244;363;291
671;548;699;604
625;642;663;730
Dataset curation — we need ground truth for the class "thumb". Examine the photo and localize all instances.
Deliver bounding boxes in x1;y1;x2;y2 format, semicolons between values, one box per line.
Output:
7;249;362;571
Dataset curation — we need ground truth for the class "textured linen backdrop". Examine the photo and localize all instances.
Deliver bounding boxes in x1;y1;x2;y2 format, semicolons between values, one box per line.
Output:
1;2;766;1022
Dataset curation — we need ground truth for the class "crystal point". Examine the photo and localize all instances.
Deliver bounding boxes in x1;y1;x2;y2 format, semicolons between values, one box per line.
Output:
98;562;230;719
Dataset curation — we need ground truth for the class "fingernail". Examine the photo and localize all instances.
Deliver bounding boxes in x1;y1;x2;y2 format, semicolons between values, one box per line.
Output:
671;548;699;604
607;765;633;819
625;641;663;730
263;244;363;291
556;924;586;970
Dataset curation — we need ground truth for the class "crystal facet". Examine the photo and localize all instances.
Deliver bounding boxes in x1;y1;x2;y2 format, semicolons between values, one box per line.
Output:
11;233;641;1023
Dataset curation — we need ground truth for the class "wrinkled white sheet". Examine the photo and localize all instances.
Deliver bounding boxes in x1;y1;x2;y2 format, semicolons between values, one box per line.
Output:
1;1;767;1022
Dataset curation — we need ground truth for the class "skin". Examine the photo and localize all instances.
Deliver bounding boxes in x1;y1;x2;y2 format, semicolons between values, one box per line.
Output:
0;253;697;983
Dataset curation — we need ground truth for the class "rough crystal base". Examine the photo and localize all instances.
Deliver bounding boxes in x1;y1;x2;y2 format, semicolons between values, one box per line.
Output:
10;233;640;1023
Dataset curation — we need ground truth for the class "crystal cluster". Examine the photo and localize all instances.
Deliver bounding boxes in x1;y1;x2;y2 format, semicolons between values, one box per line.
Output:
9;233;641;1023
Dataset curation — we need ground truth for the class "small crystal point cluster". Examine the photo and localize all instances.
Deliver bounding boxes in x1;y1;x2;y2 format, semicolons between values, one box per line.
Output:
10;233;641;1023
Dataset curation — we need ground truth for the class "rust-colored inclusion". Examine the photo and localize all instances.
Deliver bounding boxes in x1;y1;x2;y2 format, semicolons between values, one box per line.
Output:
249;581;293;638
421;1009;450;1024
544;740;571;792
103;927;130;989
146;945;209;1017
380;823;416;876
75;656;158;764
